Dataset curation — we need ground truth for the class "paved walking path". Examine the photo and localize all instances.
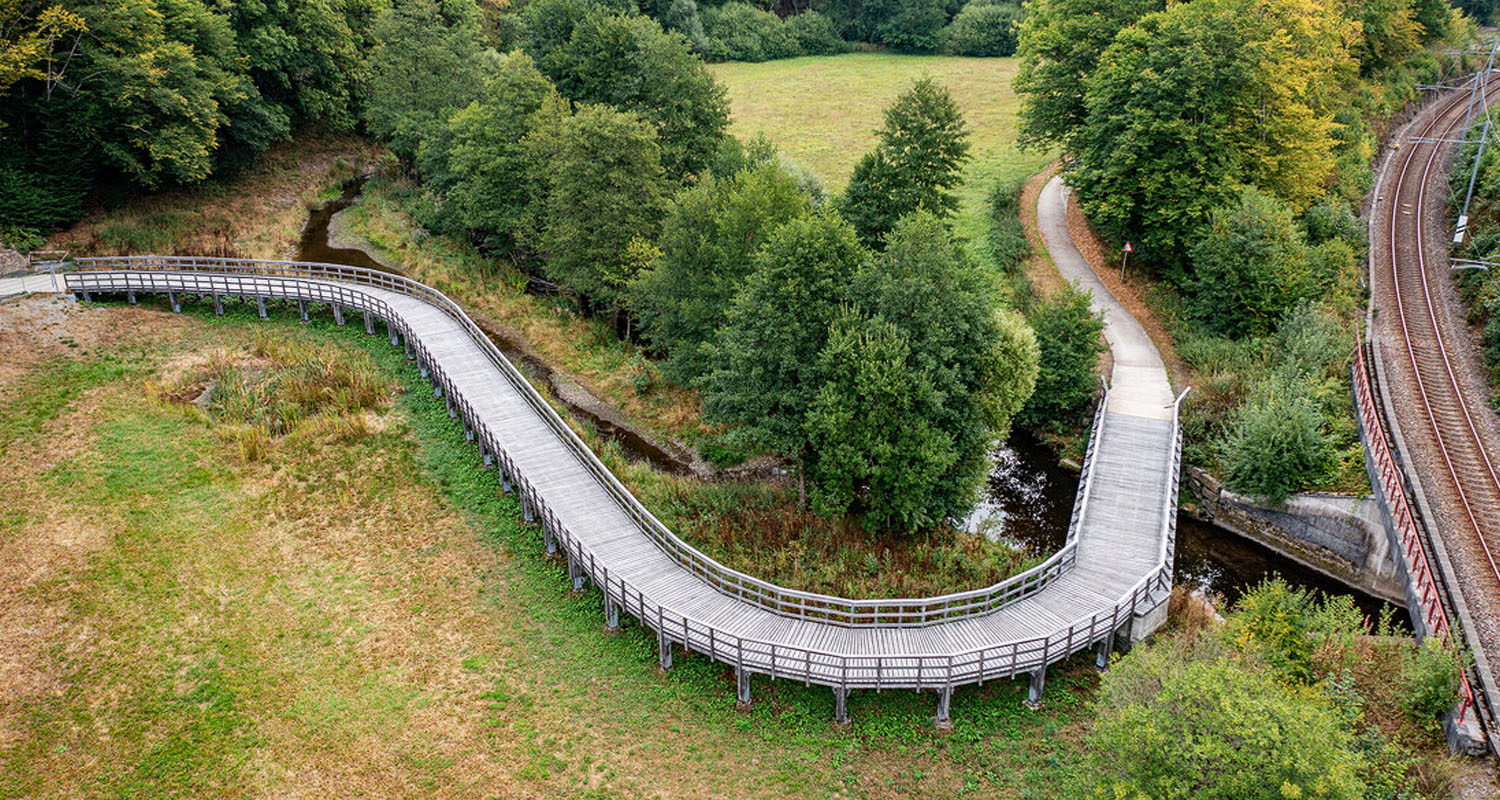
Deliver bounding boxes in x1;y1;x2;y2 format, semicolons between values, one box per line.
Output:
1038;176;1176;421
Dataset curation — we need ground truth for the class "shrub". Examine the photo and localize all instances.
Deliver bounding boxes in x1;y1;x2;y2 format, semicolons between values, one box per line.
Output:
1401;638;1464;722
1189;187;1330;338
1302;195;1366;254
702;3;799;62
1017;282;1105;430
877;0;948;52
1221;374;1333;503
1088;645;1366;800
785;11;846;55
942;2;1021;57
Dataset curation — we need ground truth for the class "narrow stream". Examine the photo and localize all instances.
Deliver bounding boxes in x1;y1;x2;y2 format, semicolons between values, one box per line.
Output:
300;180;1406;621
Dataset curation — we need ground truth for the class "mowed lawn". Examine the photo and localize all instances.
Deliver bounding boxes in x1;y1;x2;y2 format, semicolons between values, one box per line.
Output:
0;297;1096;799
710;53;1054;253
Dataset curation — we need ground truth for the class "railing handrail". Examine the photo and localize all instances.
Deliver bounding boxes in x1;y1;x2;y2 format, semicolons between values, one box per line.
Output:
63;263;1185;685
1352;340;1478;720
66;256;1165;633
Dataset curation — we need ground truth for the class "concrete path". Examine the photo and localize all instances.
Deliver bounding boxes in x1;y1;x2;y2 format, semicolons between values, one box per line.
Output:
1038;176;1175;420
0;273;62;296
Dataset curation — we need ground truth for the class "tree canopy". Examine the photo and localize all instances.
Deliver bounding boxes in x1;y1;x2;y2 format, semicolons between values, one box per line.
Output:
841;77;970;248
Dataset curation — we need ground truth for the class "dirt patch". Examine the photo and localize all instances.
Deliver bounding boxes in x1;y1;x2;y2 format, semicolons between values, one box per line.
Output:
0;295;194;391
1063;191;1191;390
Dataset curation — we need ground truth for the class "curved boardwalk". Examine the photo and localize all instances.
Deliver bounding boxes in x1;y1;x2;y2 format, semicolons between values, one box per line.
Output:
51;231;1181;722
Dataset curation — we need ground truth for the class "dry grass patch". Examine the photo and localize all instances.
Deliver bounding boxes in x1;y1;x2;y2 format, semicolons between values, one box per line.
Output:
47;133;378;260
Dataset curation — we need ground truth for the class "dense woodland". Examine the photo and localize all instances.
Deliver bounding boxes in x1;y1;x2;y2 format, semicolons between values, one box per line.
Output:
1015;0;1481;501
0;0;1488;515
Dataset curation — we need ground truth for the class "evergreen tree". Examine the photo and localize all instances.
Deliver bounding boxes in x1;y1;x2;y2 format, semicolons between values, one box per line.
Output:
840;78;970;248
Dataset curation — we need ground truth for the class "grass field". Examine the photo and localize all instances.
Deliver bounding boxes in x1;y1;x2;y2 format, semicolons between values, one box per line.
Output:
0;297;1098;799
709;53;1054;263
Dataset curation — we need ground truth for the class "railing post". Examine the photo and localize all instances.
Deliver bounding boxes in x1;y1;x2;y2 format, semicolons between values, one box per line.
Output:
568;552;585;591
658;628;674;672
604;595;620;631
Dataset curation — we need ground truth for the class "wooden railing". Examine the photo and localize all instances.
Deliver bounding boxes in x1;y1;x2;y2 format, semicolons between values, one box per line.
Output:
64;257;1184;689
1352;341;1478;722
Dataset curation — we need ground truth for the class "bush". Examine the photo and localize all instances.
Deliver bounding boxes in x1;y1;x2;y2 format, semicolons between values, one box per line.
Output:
702;3;799;62
941;2;1021;57
1401;638;1464;722
1302;195;1366;255
1088;645;1366;800
877;0;948;52
785;11;846;55
1017;282;1105;430
1189;186;1331;338
1221;375;1333;503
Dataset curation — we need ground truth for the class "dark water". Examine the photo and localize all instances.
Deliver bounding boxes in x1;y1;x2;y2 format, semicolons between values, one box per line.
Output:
297;177;389;272
968;430;1407;623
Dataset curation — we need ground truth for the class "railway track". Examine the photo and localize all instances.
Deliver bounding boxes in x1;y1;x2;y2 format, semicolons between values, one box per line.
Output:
1376;79;1500;736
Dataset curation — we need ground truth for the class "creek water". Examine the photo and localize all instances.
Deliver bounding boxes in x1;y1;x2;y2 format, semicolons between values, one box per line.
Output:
300;180;1405;622
966;430;1405;622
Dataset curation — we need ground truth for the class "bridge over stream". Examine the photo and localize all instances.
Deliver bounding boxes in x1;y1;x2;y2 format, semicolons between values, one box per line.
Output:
13;193;1183;723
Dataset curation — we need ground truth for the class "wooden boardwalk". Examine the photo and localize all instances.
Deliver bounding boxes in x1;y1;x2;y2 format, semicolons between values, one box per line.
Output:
58;256;1182;723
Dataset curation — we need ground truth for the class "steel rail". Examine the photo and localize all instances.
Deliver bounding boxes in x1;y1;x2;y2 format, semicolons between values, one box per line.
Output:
1388;87;1500;589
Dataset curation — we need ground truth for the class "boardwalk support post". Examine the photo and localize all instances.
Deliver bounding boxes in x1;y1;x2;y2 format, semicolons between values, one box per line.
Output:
298;300;309;323
500;470;512;494
658;631;673;671
568;552;585;591
1024;668;1046;710
523;495;535;525
833;687;850;725
256;296;267;319
736;668;752;709
481;445;493;468
1114;619;1135;657
405;339;414;360
419;361;429;379
168;291;180;313
127;290;136;305
333;304;344;326
464;422;473;441
604;596;620;631
363;310;374;335
543;522;556;554
388;320;399;347
446;398;456;419
212;294;222;316
1095;635;1114;671
935;687;953;729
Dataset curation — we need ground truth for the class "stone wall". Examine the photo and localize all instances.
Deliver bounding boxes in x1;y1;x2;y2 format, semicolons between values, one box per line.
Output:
1186;468;1405;604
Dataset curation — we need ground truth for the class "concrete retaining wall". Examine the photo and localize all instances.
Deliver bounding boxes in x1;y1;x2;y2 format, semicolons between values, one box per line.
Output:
1186;469;1405;604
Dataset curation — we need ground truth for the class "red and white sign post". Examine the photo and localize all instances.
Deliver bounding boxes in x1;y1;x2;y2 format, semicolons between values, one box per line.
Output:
1120;241;1133;281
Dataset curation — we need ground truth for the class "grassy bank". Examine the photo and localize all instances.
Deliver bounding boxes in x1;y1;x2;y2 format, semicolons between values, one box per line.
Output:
0;298;1095;798
44;133;378;260
709;53;1054;270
